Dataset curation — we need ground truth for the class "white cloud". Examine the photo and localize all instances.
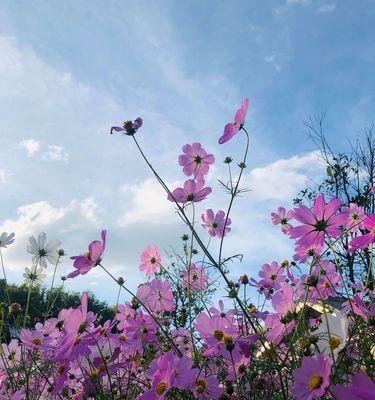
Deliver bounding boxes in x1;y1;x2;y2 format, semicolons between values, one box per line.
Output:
18;139;40;157
42;145;69;161
0;169;8;185
264;54;282;72
245;151;324;201
317;3;336;13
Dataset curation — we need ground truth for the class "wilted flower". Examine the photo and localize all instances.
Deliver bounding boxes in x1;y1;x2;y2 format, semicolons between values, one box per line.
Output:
0;232;15;248
110;117;143;135
27;232;61;268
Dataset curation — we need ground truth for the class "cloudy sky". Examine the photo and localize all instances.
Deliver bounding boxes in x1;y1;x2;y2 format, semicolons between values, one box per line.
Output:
0;0;374;304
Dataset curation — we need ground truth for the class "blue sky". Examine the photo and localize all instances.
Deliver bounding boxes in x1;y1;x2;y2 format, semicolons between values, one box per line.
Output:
0;0;374;304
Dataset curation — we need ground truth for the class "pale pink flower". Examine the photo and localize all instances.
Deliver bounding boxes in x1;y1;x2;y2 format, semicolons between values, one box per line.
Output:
178;142;215;179
139;245;161;278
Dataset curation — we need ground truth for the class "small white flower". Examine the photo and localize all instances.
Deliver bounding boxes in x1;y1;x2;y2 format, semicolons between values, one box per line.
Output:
23;265;46;286
0;232;15;248
314;309;348;356
27;232;61;268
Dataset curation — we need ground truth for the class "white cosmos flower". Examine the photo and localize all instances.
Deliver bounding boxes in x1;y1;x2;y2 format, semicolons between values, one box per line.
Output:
314;309;348;356
23;265;46;286
0;232;15;248
27;232;61;268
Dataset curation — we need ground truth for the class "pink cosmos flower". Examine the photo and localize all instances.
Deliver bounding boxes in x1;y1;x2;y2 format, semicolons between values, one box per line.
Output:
258;261;285;291
290;195;347;248
271;207;293;234
168;179;212;204
201;209;231;238
293;243;322;263
178;142;215;179
139;245;161;278
332;372;375;400
293;354;331;400
192;375;223;400
342;203;366;232
218;98;249;144
348;214;375;252
179;263;208;292
342;294;374;323
66;230;107;279
110;117;142;135
136;279;175;313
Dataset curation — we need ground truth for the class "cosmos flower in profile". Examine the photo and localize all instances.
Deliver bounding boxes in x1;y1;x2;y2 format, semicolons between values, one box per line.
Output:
218;98;249;144
110;117;143;135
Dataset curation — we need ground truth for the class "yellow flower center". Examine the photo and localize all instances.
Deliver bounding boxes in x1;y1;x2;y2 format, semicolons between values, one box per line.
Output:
85;251;91;260
309;375;323;390
371;226;375;236
196;378;208;393
98;364;106;372
213;329;224;341
32;338;42;346
329;337;341;350
119;334;126;341
156;381;167;395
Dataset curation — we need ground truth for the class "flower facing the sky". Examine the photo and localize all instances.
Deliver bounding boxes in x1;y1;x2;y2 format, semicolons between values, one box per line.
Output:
218;98;249;144
168;179;212;204
0;232;15;248
258;261;285;291
293;354;331;400
201;209;231;238
348;214;375;252
27;232;61;268
271;207;293;234
110;117;143;135
178;142;215;179
66;230;107;279
139;245;161;278
289;195;347;248
179;263;208;292
23;266;46;286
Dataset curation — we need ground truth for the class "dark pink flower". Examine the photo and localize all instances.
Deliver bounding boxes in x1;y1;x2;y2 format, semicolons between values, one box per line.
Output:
219;98;249;144
332;372;375;400
110;117;142;135
66;230;107;279
178;142;215;179
258;261;285;291
168;179;212;204
293;354;331;400
290;195;347;248
271;207;293;234
293;243;322;263
342;203;366;233
139;245;161;278
348;214;375;252
201;209;231;238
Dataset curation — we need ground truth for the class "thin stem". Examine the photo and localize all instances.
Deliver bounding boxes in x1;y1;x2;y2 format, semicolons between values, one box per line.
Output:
0;249;11;303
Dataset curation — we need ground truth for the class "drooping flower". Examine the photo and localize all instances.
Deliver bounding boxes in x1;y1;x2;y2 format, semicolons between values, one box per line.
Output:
201;209;231;238
289;195;347;248
218;98;249;144
348;214;375;252
0;232;15;248
332;372;375;400
139;245;161;278
178;142;215;179
110;117;143;135
27;232;61;268
179;263;208;292
271;207;293;234
168;179;212;204
293;354;331;400
23;265;46;286
66;230;107;279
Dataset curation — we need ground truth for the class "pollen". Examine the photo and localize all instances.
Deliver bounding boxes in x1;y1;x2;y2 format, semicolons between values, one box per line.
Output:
155;381;167;395
213;329;224;341
309;374;323;390
329;337;341;350
196;378;208;393
32;338;42;346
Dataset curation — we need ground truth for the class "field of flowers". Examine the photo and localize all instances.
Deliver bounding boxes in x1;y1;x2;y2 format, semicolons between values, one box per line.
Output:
0;99;374;399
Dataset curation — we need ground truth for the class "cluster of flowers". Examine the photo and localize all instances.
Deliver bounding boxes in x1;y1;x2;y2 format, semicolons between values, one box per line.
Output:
0;99;374;399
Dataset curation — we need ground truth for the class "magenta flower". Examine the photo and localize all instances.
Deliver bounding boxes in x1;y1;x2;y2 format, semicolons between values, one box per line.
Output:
271;207;293;234
178;142;215;179
258;261;285;291
342;293;374;323
136;279;175;313
348;214;375;252
168;179;212;204
293;243;323;263
218;98;249;144
179;263;208;292
293;354;331;400
201;209;231;238
110;117;142;135
342;203;366;233
192;376;223;400
290;195;347;248
332;372;375;400
139;245;161;278
66;230;107;279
